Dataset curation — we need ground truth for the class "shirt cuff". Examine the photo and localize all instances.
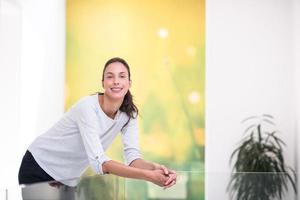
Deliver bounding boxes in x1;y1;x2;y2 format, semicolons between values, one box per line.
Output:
125;152;142;166
90;154;111;174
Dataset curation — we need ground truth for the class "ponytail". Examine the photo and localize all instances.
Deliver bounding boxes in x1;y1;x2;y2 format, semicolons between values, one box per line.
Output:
120;90;138;130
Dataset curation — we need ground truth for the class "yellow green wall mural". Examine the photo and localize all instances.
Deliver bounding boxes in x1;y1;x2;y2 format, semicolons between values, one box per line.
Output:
66;0;205;199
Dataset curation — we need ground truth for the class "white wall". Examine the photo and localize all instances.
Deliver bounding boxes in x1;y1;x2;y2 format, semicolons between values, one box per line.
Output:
206;0;298;199
0;0;65;195
293;0;300;195
0;1;22;196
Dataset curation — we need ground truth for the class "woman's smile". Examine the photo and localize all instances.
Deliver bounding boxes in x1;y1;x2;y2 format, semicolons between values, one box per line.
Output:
111;87;123;92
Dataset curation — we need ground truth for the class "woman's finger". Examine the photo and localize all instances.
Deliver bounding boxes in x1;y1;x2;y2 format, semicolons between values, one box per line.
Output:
164;175;173;185
164;180;176;189
160;165;169;175
164;173;176;185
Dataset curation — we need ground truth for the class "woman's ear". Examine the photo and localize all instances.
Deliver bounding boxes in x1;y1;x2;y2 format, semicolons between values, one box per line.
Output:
129;80;132;88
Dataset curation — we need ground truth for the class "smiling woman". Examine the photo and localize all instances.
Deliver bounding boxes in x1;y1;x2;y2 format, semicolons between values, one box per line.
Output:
18;57;177;190
100;58;136;124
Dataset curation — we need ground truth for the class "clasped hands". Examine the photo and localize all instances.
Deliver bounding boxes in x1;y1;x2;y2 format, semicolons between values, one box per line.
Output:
151;163;177;189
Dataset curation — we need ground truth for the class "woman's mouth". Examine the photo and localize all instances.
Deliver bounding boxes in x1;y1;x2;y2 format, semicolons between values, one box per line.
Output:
111;87;123;92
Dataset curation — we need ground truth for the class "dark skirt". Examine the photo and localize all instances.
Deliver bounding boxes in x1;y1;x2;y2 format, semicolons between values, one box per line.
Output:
18;150;55;184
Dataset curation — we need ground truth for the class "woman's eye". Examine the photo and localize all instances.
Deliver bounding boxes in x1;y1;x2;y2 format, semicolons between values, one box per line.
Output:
106;76;112;79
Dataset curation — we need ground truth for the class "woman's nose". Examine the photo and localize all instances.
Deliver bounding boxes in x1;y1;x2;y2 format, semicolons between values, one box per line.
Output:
113;78;120;84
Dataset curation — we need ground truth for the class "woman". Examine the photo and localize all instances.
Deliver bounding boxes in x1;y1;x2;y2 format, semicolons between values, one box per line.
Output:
18;57;177;189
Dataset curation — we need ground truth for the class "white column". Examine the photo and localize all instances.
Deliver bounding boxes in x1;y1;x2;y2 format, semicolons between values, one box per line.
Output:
0;0;22;190
0;0;65;194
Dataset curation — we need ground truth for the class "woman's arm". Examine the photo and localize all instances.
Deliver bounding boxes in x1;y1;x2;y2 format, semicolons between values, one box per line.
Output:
129;158;156;170
120;118;177;188
102;160;169;187
130;158;176;175
129;158;177;189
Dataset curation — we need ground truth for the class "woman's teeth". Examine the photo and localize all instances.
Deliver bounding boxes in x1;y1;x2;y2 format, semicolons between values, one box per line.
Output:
111;88;122;92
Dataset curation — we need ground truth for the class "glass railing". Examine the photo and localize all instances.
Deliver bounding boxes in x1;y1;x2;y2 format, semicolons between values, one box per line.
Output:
125;171;203;200
1;172;297;200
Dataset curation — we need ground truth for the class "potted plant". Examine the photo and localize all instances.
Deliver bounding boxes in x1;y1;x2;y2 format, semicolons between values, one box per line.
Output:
227;114;297;200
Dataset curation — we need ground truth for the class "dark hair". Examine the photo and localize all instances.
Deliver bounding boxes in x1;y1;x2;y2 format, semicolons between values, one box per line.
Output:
102;57;139;129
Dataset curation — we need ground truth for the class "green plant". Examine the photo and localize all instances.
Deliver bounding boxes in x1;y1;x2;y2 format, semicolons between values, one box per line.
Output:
227;114;297;200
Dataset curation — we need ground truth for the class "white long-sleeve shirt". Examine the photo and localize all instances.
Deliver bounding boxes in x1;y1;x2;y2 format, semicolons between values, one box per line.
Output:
28;94;142;186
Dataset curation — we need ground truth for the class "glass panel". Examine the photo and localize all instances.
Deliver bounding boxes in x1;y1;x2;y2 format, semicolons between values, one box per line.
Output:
0;188;8;200
4;172;297;199
19;175;125;200
125;171;204;200
227;172;297;200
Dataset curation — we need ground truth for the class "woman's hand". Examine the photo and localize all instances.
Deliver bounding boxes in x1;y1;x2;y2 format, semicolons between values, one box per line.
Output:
48;181;63;188
163;172;177;189
153;163;177;189
145;169;169;187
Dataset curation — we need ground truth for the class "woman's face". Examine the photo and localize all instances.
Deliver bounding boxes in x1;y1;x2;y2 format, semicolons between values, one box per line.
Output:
102;62;131;101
